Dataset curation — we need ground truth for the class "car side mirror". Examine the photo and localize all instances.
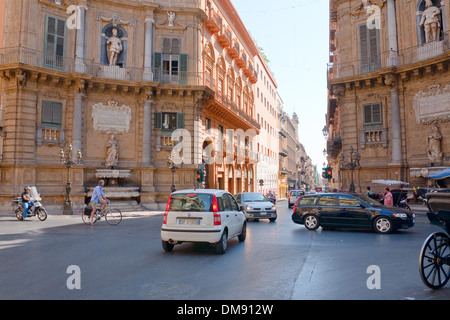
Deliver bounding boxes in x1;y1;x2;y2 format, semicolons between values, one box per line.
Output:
240;206;245;211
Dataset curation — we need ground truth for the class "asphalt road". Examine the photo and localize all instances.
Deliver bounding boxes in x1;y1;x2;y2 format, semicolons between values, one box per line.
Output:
0;201;449;300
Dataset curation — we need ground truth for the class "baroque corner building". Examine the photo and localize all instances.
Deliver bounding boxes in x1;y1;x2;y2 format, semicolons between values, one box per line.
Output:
0;0;259;210
326;0;450;191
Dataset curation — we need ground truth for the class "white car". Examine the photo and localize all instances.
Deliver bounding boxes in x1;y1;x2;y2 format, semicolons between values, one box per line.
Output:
288;190;305;208
161;189;246;254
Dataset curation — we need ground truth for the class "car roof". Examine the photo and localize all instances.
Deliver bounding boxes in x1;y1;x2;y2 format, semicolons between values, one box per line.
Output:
171;189;230;195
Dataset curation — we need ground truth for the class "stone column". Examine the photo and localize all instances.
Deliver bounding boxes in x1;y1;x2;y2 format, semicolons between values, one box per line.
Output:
386;0;399;67
142;99;152;165
72;88;84;159
143;17;154;81
385;74;402;165
74;5;86;73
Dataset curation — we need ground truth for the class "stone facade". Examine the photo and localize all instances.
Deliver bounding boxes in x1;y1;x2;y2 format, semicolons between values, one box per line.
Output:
0;0;260;211
326;0;450;192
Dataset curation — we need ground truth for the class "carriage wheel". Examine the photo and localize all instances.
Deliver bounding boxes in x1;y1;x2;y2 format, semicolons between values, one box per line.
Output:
419;232;450;289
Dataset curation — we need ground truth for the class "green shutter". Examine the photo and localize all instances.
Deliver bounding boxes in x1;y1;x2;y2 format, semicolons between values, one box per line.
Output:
176;113;185;129
44;15;65;70
154;112;162;130
153;52;162;82
359;23;380;73
179;54;188;84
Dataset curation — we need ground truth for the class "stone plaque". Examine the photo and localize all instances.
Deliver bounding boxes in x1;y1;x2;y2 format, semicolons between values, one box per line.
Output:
92;100;131;133
413;83;450;124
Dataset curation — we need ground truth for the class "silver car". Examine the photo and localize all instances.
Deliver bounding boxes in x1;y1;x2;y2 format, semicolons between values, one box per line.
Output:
235;192;277;222
288;190;305;208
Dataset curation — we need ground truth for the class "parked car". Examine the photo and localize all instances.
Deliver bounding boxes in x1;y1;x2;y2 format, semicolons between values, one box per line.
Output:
291;193;415;234
235;192;277;222
161;189;246;254
288;190;305;208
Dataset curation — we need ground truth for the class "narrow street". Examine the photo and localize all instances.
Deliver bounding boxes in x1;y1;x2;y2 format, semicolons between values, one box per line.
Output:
0;200;448;300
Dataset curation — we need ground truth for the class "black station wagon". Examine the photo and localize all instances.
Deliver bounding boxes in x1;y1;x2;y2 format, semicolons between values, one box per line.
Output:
291;193;415;234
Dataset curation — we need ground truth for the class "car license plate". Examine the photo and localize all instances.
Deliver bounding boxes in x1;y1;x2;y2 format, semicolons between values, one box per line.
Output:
178;219;200;225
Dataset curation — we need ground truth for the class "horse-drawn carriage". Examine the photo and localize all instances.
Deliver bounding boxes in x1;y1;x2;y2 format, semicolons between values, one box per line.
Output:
419;192;450;289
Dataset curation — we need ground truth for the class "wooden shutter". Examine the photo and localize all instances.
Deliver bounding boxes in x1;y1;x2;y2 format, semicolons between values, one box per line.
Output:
154;112;162;130
359;23;380;73
176;113;184;129
179;54;188;84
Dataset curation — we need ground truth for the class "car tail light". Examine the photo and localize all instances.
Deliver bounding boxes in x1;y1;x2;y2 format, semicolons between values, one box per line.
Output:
212;195;221;225
163;195;172;224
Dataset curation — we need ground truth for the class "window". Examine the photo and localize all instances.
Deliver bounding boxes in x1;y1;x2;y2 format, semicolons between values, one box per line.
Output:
363;103;382;126
153;37;188;84
41;100;62;127
359;23;380;73
218;125;224;151
45;15;66;69
299;196;318;205
317;195;336;206
154;112;184;130
339;195;361;207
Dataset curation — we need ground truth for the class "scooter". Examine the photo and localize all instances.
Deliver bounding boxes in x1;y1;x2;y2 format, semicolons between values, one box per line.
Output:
13;187;48;221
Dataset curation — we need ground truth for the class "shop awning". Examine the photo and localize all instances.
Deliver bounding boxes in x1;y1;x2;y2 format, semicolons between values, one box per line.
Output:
428;168;450;180
371;179;409;187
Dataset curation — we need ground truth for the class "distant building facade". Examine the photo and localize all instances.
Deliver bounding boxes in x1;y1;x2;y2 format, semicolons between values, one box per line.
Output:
0;0;261;210
326;0;450;192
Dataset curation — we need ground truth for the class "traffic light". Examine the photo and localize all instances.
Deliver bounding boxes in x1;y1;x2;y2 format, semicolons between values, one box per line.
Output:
196;169;204;183
326;166;333;179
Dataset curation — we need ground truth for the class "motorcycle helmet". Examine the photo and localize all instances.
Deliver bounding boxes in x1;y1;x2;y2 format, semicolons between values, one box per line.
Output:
24;186;31;191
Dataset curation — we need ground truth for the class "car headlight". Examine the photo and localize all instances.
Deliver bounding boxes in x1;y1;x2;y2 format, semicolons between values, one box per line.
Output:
393;213;408;218
272;206;276;210
246;206;252;211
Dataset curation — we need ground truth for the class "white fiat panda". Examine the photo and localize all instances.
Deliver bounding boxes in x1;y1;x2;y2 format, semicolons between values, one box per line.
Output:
161;189;247;254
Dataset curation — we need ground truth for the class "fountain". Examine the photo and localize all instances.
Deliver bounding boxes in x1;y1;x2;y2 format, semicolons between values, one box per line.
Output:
87;133;142;210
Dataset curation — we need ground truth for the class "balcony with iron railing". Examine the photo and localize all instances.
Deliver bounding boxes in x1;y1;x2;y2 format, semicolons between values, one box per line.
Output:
0;46;205;86
328;32;449;81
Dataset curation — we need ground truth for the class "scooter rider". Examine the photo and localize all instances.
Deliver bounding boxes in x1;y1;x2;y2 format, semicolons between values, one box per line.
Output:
21;186;33;219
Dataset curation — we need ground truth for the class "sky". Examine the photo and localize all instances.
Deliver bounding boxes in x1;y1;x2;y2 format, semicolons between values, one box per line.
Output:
232;0;330;169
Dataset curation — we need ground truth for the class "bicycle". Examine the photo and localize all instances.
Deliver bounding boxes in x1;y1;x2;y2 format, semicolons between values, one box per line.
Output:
82;201;122;226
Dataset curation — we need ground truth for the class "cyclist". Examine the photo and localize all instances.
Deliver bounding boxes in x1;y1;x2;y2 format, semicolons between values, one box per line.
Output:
89;180;108;226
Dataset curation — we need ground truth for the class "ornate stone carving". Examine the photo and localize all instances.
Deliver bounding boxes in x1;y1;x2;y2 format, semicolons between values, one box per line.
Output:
105;132;119;169
413;83;450;124
92;100;131;134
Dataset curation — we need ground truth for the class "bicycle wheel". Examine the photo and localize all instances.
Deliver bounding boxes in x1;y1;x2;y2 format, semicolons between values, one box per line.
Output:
419;232;450;289
105;208;122;225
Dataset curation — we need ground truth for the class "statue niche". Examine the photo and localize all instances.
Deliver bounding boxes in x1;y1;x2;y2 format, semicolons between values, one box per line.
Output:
417;0;443;45
101;24;127;67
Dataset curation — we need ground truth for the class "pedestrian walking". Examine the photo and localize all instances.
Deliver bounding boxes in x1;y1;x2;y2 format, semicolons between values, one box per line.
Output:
384;187;393;206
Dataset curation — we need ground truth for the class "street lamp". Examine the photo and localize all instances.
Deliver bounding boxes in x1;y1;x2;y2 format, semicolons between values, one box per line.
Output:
167;154;181;193
322;125;328;139
340;145;360;192
59;143;82;215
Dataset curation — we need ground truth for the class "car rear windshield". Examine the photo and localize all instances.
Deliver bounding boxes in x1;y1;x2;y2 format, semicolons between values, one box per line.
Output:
169;193;213;212
290;191;304;196
242;193;269;202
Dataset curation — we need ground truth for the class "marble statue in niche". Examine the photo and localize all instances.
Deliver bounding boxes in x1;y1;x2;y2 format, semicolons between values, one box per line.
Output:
427;123;443;165
106;27;123;66
105;132;119;169
419;0;441;43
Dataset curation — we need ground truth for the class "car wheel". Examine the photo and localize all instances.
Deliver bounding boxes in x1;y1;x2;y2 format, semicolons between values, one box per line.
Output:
373;216;393;234
304;215;319;230
269;216;277;222
216;230;228;254
238;222;246;242
162;240;174;252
